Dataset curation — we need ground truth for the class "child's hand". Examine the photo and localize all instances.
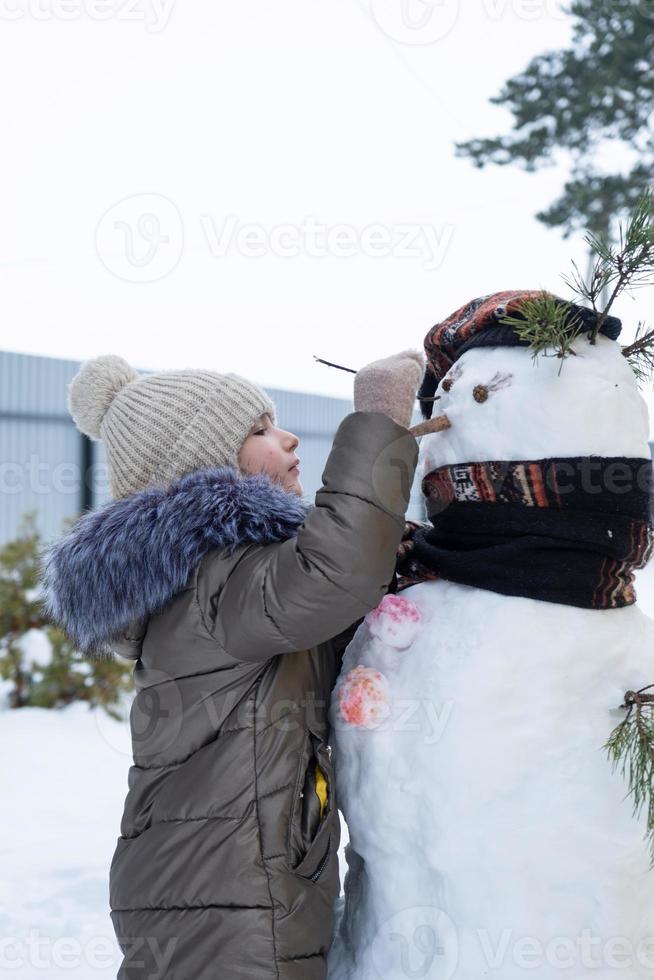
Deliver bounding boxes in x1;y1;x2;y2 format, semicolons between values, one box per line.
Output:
397;520;425;561
354;349;425;429
394;520;437;592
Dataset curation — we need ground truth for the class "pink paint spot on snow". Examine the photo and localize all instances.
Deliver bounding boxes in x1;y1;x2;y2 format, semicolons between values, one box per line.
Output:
365;594;422;649
337;666;390;729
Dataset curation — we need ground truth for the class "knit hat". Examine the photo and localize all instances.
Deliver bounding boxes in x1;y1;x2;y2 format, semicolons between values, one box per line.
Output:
68;355;277;499
419;290;623;417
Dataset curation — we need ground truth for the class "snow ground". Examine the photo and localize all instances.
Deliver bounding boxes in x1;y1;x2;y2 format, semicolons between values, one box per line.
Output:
2;564;654;979
0;697;132;978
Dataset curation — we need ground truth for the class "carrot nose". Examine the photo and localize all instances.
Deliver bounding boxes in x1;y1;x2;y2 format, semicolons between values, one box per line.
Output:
409;414;451;438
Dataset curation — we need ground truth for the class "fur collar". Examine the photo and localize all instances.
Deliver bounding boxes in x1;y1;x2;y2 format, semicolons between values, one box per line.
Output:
41;467;310;656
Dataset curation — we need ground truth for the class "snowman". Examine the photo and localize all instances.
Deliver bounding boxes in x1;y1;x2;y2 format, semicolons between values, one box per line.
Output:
328;291;654;980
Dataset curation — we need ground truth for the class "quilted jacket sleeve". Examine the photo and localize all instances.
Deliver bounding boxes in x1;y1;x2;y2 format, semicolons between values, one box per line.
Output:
196;411;419;662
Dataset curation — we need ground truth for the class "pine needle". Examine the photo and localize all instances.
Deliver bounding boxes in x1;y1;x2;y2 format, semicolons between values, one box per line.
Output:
566;190;654;346
498;193;654;384
622;323;654;386
500;294;583;371
604;686;654;867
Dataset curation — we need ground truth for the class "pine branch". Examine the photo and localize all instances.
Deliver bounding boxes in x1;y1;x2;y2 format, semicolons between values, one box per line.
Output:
622;323;654;385
500;294;584;370
567;191;654;345
605;685;654;867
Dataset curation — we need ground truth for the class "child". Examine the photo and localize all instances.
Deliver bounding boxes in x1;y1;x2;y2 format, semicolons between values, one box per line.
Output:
42;350;422;980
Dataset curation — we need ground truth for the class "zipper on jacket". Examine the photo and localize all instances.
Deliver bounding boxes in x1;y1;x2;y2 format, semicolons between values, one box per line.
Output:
309;840;330;883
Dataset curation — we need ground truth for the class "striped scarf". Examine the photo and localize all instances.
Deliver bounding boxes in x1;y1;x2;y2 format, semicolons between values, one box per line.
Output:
398;457;654;610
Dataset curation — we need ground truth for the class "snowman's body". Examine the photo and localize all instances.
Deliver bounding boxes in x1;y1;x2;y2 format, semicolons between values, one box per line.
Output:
328;337;654;980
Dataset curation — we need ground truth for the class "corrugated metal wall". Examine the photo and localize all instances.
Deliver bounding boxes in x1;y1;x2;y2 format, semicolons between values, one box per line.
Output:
0;352;86;547
0;350;425;549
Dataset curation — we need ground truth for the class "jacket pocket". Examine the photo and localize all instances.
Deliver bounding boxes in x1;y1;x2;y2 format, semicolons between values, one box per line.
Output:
287;728;335;881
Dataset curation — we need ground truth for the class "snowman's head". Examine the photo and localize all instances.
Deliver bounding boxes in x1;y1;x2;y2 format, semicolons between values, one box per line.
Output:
419;292;651;475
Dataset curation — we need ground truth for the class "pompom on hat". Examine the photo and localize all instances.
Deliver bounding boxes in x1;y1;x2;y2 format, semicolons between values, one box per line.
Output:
418;290;623;418
68;355;276;499
68;355;138;440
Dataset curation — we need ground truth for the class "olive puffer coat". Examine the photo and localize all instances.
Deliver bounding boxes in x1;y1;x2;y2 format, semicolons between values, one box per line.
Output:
42;411;418;979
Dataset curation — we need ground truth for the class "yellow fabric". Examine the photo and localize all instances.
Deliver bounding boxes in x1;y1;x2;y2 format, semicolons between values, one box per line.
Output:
315;764;328;818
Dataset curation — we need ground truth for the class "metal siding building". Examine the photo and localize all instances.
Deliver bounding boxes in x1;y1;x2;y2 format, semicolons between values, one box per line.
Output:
0;351;87;547
0;350;425;548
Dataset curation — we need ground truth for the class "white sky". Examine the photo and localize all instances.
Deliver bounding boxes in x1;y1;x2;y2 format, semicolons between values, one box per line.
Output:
1;0;652;410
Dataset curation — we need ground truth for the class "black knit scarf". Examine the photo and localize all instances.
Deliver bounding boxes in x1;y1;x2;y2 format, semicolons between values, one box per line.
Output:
398;457;654;610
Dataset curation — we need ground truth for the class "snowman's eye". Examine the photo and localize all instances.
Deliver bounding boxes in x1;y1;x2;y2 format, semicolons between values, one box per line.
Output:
471;372;513;403
440;365;463;393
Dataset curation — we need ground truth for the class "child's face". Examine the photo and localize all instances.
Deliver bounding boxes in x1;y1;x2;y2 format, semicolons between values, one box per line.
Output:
238;413;302;495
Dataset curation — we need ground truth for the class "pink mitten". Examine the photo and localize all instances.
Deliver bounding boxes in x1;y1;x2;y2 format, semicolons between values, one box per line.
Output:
353;349;425;429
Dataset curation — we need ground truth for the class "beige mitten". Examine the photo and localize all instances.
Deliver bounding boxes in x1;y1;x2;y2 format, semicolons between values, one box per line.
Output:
353;349;426;429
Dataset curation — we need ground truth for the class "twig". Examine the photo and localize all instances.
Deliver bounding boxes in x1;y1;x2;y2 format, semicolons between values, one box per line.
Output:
622;684;654;709
313;355;357;374
589;196;654;343
622;328;654;361
314;352;440;405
